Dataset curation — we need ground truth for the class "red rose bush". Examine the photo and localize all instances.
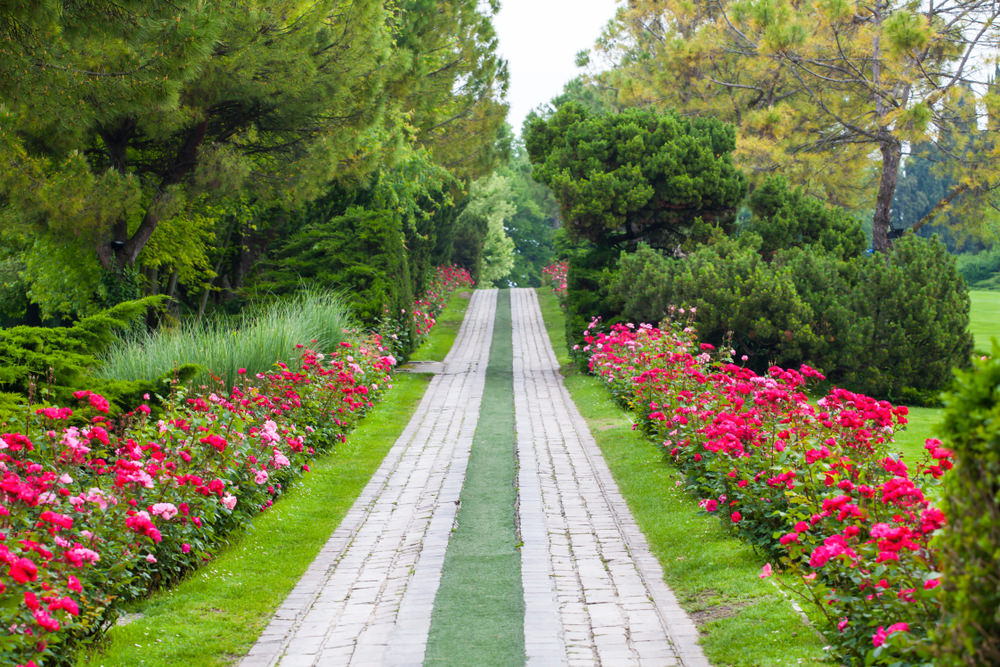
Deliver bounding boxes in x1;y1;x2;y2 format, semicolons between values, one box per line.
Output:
584;316;949;666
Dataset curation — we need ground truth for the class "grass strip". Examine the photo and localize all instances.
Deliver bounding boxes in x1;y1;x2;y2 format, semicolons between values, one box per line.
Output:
535;289;829;667
969;288;999;354
410;289;474;362
424;290;525;666
81;290;472;666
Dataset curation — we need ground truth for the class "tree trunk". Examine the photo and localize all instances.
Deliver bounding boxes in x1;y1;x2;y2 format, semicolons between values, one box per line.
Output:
872;137;902;253
100;119;209;269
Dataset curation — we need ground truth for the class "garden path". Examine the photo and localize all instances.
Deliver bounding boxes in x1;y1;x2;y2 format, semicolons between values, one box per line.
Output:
241;288;708;666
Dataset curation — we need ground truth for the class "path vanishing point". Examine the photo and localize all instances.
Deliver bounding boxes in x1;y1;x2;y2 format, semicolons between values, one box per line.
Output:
241;288;710;666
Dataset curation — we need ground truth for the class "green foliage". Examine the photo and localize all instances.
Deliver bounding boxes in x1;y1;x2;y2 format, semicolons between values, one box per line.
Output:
499;144;559;286
0;235;30;325
611;240;821;368
254;208;413;329
0;296;164;422
745;176;865;260
934;341;1000;666
564;242;622;368
606;234;973;401
524;102;747;250
843;235;973;402
956;246;1000;288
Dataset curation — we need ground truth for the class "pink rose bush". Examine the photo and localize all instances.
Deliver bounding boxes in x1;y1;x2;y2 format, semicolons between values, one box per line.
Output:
541;261;567;299
0;335;398;664
378;265;474;352
585;318;949;666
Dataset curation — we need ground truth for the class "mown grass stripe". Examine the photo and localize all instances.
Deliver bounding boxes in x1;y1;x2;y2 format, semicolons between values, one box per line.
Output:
424;289;525;666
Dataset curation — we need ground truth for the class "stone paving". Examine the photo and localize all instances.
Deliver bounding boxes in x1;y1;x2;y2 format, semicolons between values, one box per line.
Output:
512;288;707;667
242;287;708;666
241;290;497;667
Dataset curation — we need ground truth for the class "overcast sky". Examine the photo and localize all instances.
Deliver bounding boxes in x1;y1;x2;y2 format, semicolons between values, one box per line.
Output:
493;0;620;134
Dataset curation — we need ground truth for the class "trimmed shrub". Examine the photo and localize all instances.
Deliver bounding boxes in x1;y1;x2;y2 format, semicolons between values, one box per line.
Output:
934;341;1000;665
253;208;417;344
745;176;866;260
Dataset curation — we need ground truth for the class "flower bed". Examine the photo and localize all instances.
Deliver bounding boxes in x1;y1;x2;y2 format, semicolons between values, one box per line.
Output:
378;265;475;355
584;317;948;667
541;261;567;299
0;267;473;666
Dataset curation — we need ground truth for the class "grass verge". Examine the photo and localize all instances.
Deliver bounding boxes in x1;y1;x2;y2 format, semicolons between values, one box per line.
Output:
535;289;830;667
81;291;472;666
969;288;999;354
409;290;474;362
425;290;525;665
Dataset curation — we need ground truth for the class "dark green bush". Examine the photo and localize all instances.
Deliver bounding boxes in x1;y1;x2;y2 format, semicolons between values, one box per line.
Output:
840;234;973;402
934;341;1000;666
606;234;972;401
0;296;166;423
956;246;1000;288
745;176;866;260
610;240;821;370
253;208;415;335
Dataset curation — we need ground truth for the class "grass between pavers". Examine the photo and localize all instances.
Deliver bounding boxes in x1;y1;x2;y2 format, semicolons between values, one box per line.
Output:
425;289;525;665
409;289;474;362
535;289;830;667
969;288;999;354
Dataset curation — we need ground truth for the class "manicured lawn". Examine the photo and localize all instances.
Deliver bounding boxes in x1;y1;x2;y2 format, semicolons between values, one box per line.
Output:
535;289;829;667
969;289;999;354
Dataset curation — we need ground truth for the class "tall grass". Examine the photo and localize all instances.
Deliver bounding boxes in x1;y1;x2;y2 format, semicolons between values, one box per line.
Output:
99;288;356;388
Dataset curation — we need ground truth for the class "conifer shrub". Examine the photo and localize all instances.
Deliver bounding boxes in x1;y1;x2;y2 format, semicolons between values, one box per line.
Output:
745;176;866;260
607;234;972;401
252;208;417;346
934;341;1000;666
0;297;166;422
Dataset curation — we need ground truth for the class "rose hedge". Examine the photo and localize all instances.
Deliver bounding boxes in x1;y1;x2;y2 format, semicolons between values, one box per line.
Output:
0;266;473;666
583;316;948;667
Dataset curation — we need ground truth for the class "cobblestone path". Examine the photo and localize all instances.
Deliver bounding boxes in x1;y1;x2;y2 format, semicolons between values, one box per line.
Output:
241;288;708;666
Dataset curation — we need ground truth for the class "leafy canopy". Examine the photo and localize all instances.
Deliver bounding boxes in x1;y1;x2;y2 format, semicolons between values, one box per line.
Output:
524;102;747;250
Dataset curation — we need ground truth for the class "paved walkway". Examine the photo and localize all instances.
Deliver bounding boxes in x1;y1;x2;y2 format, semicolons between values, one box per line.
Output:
241;288;708;666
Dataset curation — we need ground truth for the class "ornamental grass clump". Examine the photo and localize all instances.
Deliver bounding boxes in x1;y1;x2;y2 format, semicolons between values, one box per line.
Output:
98;288;356;389
585;316;950;667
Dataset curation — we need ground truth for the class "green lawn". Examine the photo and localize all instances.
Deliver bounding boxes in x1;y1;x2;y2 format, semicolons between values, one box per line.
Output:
969;289;999;354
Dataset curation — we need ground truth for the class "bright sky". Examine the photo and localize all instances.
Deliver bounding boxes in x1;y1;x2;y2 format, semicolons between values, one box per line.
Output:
493;0;620;134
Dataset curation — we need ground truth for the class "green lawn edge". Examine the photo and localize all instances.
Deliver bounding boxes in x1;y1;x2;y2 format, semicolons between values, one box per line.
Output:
535;288;831;667
80;292;473;667
424;289;525;665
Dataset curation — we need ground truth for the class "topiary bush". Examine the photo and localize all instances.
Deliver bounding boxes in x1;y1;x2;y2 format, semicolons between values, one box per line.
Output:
934;340;1000;666
745;176;866;261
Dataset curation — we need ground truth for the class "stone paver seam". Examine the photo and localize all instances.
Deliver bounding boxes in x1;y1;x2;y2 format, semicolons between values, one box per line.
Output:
513;290;598;664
